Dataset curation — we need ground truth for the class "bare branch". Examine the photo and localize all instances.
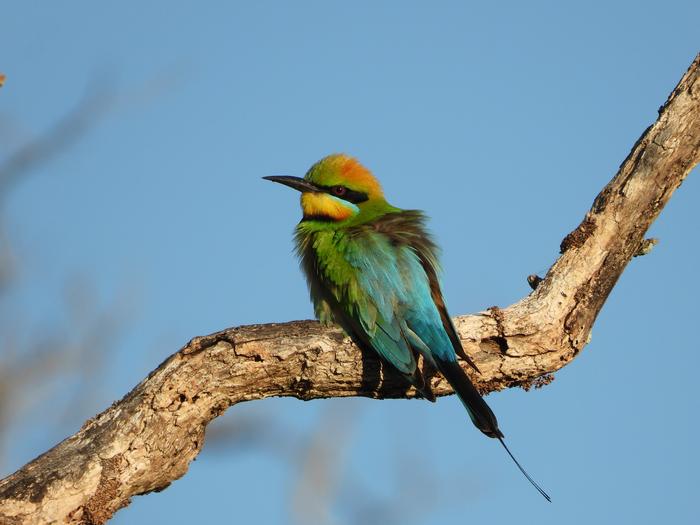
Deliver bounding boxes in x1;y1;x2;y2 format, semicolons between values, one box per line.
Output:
1;54;699;525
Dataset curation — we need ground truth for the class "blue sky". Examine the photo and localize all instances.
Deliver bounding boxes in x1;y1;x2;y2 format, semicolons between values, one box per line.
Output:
1;2;698;524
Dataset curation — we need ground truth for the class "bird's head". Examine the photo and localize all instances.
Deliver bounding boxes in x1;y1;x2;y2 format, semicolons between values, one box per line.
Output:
264;154;390;222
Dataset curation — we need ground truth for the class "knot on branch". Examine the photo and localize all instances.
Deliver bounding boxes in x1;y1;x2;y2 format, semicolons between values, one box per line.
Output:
560;215;597;253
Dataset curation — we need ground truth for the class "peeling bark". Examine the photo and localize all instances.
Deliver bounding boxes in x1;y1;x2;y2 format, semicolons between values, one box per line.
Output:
1;54;699;524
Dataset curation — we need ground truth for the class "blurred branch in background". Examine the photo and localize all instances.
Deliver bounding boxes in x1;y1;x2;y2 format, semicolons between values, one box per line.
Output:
0;80;114;202
207;402;469;525
0;75;124;467
287;404;463;525
339;453;479;525
0;279;126;467
291;403;358;525
0;68;189;460
0;65;186;203
205;404;360;525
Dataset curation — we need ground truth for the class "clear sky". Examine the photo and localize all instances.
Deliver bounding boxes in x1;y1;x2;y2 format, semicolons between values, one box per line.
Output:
1;2;698;524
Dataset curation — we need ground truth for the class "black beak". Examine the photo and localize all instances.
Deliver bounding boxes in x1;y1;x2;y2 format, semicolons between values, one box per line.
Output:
263;176;319;193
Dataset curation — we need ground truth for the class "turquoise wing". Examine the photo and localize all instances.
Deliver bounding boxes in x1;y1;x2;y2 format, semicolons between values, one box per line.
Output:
339;230;458;378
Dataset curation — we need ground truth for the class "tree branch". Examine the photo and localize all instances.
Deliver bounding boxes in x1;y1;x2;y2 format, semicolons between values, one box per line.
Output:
1;54;699;524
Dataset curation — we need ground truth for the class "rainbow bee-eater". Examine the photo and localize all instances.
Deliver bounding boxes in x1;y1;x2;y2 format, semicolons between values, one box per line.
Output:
264;154;550;501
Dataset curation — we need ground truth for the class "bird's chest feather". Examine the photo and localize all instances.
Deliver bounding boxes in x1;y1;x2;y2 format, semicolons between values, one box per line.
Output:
301;228;425;313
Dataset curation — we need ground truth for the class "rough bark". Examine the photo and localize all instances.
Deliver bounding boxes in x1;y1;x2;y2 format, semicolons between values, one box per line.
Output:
1;54;699;524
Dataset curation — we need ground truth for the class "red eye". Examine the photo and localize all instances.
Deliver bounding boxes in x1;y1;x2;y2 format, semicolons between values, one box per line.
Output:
332;186;347;196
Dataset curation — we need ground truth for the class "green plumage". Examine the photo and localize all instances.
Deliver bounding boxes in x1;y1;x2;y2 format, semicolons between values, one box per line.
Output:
264;154;550;501
295;208;493;414
295;209;439;390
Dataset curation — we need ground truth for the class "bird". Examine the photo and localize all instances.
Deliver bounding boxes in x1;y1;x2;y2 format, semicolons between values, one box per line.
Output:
264;153;550;501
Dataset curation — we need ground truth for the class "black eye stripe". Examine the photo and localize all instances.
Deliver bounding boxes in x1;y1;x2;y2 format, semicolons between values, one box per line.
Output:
318;185;369;204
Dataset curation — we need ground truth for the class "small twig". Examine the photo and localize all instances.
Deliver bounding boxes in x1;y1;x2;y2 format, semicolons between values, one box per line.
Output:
527;274;543;290
634;237;659;257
